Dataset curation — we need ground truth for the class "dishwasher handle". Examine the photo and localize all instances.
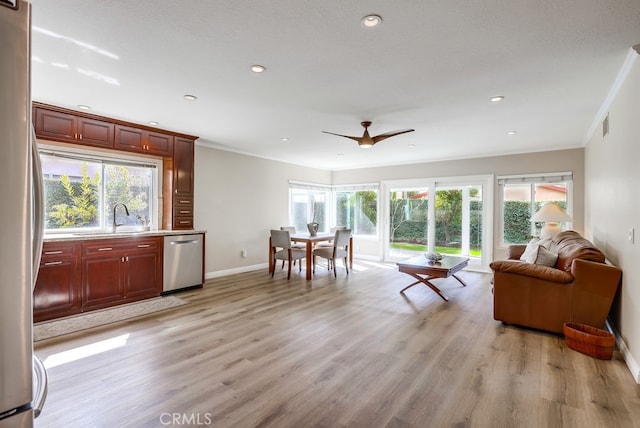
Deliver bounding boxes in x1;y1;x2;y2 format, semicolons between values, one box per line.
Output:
169;239;199;245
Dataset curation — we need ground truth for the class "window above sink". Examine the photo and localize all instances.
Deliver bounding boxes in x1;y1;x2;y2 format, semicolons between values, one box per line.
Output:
39;143;161;235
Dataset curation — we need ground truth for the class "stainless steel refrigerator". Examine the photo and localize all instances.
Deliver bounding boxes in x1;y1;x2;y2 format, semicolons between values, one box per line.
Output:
0;0;47;426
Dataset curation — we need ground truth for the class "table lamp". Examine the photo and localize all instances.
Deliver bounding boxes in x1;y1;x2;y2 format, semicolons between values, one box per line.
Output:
531;203;572;239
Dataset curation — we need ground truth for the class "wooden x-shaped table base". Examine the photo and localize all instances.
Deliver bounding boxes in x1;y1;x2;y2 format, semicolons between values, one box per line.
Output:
397;255;470;302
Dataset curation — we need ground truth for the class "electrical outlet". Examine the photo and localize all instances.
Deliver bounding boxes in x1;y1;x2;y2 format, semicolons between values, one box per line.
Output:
629;228;635;244
241;249;247;258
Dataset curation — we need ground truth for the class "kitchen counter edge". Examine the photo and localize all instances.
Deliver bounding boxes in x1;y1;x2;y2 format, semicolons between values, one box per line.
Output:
43;230;207;242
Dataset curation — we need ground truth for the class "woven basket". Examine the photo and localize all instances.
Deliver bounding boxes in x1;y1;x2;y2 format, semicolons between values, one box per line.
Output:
563;322;615;360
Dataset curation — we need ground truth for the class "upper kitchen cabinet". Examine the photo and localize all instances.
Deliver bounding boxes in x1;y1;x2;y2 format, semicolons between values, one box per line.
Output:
166;137;195;229
115;125;174;157
173;137;195;196
33;101;198;231
34;105;114;149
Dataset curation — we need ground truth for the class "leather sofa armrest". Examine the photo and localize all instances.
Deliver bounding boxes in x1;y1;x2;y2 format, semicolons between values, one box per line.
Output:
507;244;527;260
570;258;622;293
490;260;573;283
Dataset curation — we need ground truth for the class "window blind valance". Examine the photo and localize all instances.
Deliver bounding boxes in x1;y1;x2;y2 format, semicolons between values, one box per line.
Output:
289;180;378;192
288;180;331;191
40;150;158;169
497;172;572;185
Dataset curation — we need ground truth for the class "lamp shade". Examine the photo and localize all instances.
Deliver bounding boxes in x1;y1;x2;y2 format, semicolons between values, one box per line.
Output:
530;203;572;223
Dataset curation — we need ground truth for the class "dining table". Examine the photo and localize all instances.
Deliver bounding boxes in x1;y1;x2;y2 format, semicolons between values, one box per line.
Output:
268;232;353;280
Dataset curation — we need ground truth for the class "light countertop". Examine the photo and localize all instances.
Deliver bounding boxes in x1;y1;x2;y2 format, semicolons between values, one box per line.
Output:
43;229;207;242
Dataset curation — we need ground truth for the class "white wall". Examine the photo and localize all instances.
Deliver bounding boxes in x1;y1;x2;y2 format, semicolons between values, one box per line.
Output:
194;147;330;275
584;53;640;382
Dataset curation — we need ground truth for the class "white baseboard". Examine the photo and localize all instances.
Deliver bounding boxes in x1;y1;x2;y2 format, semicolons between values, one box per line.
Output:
607;320;640;384
205;263;268;280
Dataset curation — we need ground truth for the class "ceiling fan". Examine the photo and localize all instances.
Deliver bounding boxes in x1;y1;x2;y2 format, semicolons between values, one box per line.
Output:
322;121;415;148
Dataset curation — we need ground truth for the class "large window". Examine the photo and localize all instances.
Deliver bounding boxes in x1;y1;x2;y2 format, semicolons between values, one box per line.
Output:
334;186;378;236
499;172;572;244
289;182;378;236
41;150;157;233
289;184;331;233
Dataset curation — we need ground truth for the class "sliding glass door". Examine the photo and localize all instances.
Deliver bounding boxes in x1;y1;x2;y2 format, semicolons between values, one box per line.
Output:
384;176;492;270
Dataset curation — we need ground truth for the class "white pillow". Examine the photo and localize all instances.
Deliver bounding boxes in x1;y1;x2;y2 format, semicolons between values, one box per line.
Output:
520;238;540;262
519;237;552;262
525;245;558;267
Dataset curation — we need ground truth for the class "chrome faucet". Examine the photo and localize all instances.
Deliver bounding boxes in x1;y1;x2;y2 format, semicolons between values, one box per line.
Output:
112;203;130;233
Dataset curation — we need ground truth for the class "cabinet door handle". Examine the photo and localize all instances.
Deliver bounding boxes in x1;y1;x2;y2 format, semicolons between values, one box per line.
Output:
44;250;62;255
44;261;63;266
179;200;190;204
137;244;151;248
179;210;190;214
79;133;83;140
98;247;113;251
179;221;190;224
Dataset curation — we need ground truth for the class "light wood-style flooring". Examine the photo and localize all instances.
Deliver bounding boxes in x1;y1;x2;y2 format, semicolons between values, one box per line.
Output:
34;261;640;428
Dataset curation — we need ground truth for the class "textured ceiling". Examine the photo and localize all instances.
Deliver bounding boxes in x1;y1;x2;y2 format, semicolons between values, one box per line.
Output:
29;0;640;170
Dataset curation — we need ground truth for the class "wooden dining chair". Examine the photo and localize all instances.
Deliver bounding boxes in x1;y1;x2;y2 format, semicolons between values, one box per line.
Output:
270;229;306;280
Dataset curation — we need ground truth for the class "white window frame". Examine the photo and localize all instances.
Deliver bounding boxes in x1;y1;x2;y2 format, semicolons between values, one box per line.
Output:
288;181;379;237
38;141;162;233
498;172;573;246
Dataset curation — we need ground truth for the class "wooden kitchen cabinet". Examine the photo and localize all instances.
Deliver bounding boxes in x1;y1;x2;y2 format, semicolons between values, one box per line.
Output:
82;237;162;311
34;106;114;149
114;124;174;157
33;242;82;322
171;137;195;229
34;236;163;322
33;101;198;231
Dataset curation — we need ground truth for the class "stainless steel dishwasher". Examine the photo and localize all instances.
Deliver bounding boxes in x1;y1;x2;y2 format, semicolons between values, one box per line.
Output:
163;234;203;293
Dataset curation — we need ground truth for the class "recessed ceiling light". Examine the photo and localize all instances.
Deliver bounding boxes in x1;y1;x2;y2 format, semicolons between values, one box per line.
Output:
337;153;344;156
507;130;517;135
490;96;504;102
281;137;289;142
251;64;266;73
408;144;416;148
361;14;382;28
77;104;91;110
183;94;197;101
148;121;159;126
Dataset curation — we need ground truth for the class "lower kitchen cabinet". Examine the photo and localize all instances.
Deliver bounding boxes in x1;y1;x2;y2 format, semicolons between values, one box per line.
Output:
34;236;163;322
34;242;81;323
82;237;163;311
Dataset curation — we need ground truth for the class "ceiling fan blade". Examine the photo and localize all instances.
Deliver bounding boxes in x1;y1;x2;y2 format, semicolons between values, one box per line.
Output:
322;130;363;143
371;129;415;144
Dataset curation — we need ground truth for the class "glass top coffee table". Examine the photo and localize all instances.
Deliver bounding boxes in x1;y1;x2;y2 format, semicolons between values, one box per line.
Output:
396;255;469;301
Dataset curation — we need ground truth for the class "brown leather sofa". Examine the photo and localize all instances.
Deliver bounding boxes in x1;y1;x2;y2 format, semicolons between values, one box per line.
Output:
490;231;622;334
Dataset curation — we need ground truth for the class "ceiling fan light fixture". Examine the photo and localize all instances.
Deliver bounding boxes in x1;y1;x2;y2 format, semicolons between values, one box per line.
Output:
361;14;382;28
358;142;373;149
251;64;266;73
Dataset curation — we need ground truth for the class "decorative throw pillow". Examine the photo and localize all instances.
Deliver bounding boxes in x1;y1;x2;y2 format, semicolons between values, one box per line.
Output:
519;237;552;262
519;238;540;262
525;245;558;267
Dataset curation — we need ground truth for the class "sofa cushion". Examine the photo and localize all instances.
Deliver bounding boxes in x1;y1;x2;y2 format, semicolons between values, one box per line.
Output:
548;231;606;271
